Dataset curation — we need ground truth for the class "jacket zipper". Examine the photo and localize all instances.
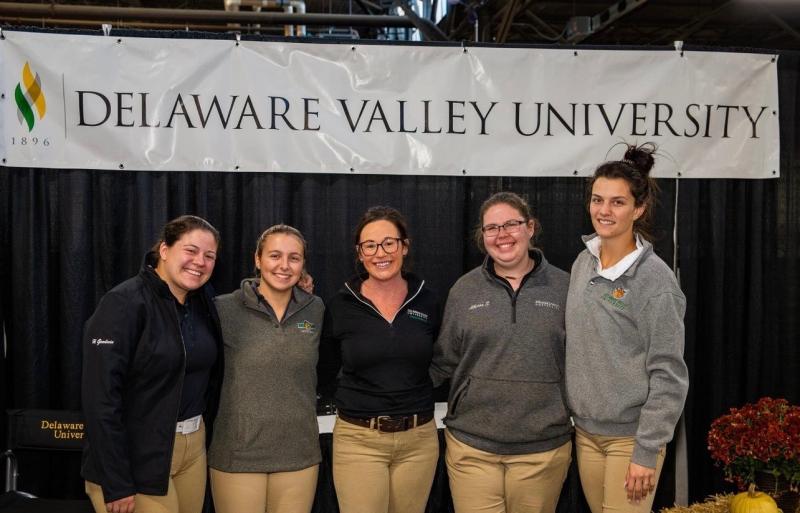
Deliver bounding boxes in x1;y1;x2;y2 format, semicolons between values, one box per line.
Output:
168;301;187;480
510;293;517;324
344;280;425;325
246;288;315;327
498;273;533;325
278;293;315;326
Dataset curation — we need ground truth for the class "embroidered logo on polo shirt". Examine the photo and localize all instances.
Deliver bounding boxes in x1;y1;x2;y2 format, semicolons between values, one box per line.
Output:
296;320;316;334
91;338;114;346
602;291;628;310
407;309;429;323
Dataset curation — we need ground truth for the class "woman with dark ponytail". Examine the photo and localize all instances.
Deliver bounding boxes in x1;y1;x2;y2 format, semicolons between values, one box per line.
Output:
82;215;223;513
565;144;689;513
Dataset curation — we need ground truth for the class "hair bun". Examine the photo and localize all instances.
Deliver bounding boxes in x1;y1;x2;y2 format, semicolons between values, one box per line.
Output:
623;144;656;175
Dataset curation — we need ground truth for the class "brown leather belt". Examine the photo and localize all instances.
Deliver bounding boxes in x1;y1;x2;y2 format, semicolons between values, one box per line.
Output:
338;412;434;433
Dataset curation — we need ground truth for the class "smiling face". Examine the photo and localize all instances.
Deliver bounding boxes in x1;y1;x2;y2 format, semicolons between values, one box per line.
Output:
256;233;305;294
156;228;218;303
589;177;645;243
358;219;408;282
482;202;534;273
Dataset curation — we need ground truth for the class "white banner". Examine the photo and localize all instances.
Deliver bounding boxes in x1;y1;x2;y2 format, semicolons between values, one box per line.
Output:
0;30;780;178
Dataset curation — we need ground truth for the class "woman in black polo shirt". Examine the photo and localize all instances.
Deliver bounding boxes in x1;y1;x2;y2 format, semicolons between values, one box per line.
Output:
318;206;441;513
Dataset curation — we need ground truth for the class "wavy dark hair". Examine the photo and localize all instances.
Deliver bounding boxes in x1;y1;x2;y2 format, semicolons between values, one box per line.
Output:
353;206;411;272
588;143;660;241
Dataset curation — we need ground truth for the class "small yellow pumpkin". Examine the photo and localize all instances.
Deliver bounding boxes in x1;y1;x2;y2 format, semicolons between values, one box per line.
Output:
729;484;782;513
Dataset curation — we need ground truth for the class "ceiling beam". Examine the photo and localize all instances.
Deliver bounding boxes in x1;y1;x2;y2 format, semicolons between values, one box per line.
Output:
565;0;650;44
520;9;562;40
392;0;450;40
665;0;735;43
760;3;800;44
0;1;419;28
495;0;520;44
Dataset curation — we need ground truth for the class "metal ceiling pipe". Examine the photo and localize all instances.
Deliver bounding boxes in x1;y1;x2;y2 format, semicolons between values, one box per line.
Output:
0;16;286;32
224;0;308;38
0;1;418;28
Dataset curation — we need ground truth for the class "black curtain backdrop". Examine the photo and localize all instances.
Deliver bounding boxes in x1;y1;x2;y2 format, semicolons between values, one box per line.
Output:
1;34;798;510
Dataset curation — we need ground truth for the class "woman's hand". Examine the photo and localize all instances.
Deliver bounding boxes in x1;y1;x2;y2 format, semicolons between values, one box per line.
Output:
298;271;314;294
624;462;656;503
106;495;135;513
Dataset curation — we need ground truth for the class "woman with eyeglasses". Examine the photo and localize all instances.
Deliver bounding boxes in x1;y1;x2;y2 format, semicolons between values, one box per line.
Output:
318;206;441;513
431;192;572;513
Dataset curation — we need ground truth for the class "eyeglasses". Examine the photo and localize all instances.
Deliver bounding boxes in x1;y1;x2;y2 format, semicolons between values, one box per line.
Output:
357;237;403;256
481;219;527;238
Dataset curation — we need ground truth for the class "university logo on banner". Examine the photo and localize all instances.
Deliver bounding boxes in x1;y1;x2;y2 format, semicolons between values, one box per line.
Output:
15;62;47;132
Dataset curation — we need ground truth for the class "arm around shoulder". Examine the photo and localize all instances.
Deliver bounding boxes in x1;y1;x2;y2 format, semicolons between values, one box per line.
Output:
316;300;341;399
430;286;463;388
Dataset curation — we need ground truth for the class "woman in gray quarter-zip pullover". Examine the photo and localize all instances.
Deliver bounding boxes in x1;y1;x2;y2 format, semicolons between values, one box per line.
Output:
208;225;324;513
431;192;572;513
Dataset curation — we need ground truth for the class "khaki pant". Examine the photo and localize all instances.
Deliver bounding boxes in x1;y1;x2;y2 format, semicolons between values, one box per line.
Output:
86;421;207;513
332;417;439;513
575;427;666;513
445;429;572;513
209;465;319;513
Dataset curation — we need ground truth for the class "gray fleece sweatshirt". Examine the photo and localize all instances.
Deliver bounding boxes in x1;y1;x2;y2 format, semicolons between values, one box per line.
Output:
565;235;689;468
208;279;325;473
431;250;572;455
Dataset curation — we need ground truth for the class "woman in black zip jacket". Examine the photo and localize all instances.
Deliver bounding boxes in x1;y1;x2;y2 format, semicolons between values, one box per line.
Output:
318;206;441;513
81;215;224;513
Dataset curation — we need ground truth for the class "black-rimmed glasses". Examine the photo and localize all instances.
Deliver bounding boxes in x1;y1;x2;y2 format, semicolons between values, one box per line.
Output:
357;237;403;256
481;219;526;238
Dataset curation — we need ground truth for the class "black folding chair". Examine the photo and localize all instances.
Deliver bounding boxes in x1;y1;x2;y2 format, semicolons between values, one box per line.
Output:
1;409;92;512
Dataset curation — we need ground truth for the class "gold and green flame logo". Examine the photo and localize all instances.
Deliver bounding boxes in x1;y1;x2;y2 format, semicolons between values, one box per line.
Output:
15;62;47;132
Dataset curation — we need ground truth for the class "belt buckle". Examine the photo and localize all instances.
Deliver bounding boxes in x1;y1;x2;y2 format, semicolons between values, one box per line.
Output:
375;415;393;433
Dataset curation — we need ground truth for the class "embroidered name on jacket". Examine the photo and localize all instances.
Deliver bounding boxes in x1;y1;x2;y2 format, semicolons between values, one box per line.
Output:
534;300;561;310
296;320;316;333
468;301;490;311
407;309;429;322
91;338;114;346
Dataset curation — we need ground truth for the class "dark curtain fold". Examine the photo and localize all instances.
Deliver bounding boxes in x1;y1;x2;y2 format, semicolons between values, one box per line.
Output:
679;52;800;502
1;49;798;510
0;167;670;511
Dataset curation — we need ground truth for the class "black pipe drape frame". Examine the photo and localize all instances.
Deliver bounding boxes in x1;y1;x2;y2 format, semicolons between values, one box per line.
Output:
1;30;798;511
